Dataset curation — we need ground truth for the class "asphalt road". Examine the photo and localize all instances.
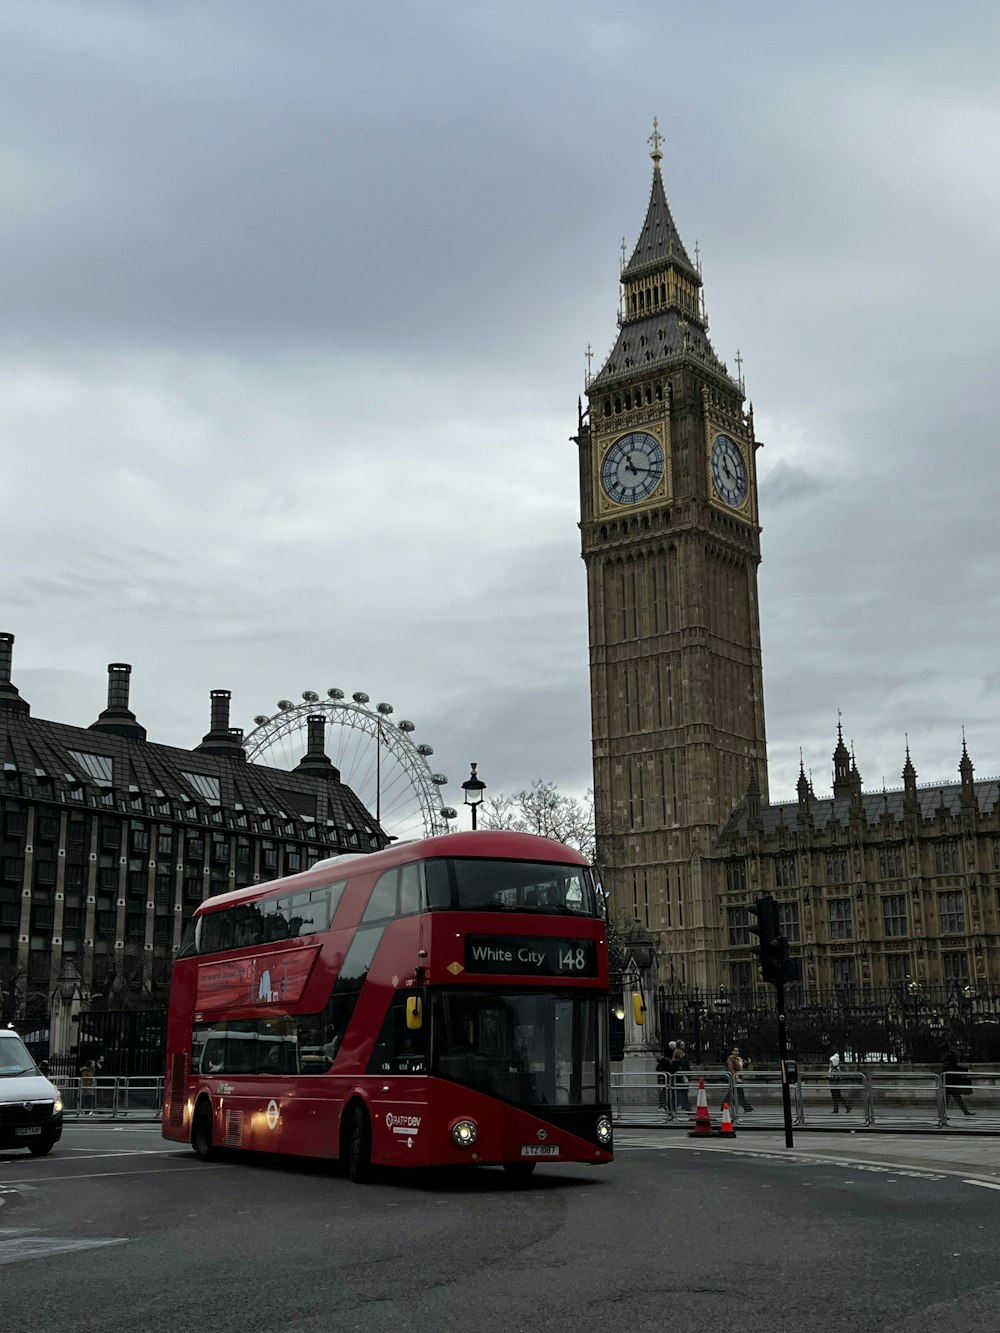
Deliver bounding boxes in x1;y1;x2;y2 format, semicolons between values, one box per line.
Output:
1;1123;998;1332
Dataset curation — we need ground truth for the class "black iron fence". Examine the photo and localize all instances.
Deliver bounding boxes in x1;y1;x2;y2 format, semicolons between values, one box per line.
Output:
655;983;1000;1067
20;1008;167;1080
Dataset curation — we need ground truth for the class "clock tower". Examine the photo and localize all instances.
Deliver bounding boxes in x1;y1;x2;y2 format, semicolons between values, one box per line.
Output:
576;124;768;987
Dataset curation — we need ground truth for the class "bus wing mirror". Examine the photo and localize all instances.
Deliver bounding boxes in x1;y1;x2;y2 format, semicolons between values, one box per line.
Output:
406;996;423;1030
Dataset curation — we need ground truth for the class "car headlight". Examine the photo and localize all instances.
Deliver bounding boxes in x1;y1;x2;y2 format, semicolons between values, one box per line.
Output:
451;1118;478;1147
596;1115;612;1146
53;1097;63;1114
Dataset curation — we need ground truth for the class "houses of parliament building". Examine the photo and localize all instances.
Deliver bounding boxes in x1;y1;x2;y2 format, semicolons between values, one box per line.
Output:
577;125;1000;1000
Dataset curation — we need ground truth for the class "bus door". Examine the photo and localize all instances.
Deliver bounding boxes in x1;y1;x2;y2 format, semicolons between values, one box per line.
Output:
366;992;429;1167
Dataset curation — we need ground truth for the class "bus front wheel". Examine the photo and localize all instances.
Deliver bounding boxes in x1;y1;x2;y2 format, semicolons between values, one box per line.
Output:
191;1099;218;1162
344;1106;372;1184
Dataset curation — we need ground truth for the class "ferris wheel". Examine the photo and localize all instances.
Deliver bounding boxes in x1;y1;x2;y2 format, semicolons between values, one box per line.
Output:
243;690;456;844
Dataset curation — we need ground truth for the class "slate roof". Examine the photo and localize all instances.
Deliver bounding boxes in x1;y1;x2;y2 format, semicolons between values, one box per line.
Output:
589;308;730;392
720;780;1000;842
0;710;384;845
622;165;699;282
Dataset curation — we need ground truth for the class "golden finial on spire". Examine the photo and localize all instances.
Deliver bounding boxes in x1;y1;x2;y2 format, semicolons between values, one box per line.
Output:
648;117;663;170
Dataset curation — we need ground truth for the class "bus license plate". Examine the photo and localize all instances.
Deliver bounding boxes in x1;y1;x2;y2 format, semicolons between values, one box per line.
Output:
521;1145;559;1157
15;1127;42;1137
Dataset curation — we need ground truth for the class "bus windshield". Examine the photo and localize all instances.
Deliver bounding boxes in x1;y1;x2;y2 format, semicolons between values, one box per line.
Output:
431;990;606;1107
424;859;599;917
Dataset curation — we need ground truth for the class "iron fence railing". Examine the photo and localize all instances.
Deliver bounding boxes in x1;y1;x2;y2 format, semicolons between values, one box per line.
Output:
612;1068;1000;1130
655;984;1000;1066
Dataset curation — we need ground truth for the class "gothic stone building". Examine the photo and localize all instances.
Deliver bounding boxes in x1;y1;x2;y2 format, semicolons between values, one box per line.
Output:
576;129;999;999
0;633;385;1022
717;732;1000;1000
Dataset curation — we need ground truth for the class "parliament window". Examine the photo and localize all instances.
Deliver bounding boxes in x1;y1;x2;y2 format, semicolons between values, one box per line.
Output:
934;842;960;875
882;895;908;938
938;891;965;934
879;846;902;879
832;956;856;990
828;898;853;940
774;855;797;888
826;852;849;884
725;860;747;893
886;955;909;986
727;906;750;946
942;952;969;987
777;901;800;943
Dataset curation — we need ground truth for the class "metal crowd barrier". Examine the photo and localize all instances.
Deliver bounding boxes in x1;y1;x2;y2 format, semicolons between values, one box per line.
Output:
55;1076;164;1121
611;1069;1000;1130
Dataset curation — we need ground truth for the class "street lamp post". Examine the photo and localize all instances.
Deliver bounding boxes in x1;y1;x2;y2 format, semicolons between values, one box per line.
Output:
963;984;976;1062
906;977;921;1061
461;763;486;831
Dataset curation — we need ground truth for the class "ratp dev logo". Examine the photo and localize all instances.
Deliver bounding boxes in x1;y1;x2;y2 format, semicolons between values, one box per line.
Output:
385;1112;421;1132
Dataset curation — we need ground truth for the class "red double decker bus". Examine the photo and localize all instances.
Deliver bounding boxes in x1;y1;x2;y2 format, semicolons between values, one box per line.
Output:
162;829;613;1179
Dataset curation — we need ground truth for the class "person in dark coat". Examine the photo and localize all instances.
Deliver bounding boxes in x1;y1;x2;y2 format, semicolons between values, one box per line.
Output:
669;1040;691;1113
942;1049;974;1117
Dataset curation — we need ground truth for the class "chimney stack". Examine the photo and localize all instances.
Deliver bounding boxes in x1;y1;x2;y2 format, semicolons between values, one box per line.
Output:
89;663;146;741
195;689;246;761
294;713;340;780
0;632;31;716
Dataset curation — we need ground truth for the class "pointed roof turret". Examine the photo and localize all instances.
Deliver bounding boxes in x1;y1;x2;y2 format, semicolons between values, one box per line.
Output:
621;118;699;284
959;730;976;812
797;754;810;807
832;716;851;798
589;122;732;393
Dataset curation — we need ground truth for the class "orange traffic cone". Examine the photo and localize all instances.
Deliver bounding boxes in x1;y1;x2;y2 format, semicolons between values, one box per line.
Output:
687;1077;715;1137
717;1101;736;1137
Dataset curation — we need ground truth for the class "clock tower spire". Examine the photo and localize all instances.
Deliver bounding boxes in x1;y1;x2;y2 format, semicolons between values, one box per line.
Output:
575;125;768;989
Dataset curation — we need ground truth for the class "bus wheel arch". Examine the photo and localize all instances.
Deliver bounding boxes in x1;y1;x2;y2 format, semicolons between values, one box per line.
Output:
191;1094;218;1161
340;1098;372;1184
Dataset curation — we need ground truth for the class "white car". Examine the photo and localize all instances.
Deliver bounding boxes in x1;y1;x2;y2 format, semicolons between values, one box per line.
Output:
0;1029;64;1156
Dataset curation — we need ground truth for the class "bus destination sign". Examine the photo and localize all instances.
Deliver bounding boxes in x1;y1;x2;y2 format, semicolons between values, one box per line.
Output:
464;935;598;977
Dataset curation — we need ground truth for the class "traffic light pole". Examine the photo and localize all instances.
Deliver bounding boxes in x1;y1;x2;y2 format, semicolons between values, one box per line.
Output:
776;978;794;1149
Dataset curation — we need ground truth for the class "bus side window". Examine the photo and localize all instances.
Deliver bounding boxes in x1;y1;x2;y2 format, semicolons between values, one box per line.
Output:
398;863;422;916
361;869;398;924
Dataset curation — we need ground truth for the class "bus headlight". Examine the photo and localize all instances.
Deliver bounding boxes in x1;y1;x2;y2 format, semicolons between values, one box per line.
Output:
451;1118;478;1148
596;1115;612;1146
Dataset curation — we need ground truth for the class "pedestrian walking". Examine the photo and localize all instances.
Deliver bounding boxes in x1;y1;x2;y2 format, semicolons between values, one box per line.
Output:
655;1054;670;1115
79;1059;96;1115
725;1046;753;1112
828;1052;852;1114
942;1049;974;1117
670;1040;691;1113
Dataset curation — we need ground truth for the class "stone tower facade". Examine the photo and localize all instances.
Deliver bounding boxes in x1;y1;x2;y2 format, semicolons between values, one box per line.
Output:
575;128;767;987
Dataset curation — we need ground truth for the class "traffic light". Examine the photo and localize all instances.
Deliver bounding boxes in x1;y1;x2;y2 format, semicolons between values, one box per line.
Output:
748;895;799;986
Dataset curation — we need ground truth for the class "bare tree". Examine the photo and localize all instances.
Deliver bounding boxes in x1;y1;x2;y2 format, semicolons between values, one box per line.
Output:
478;780;596;862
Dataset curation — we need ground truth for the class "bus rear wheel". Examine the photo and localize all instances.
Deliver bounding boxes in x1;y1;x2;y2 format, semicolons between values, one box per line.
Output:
344;1106;372;1184
502;1161;537;1179
191;1100;218;1162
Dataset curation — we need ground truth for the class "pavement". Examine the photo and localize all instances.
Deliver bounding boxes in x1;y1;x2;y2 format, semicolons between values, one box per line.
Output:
615;1124;1000;1183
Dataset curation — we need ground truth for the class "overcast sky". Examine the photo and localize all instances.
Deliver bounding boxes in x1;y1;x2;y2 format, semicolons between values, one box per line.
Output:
3;1;999;833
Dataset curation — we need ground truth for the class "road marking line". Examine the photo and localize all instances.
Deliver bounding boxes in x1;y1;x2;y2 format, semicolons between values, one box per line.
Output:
963;1179;1000;1191
60;1151;178;1160
0;1234;127;1266
0;1164;227;1185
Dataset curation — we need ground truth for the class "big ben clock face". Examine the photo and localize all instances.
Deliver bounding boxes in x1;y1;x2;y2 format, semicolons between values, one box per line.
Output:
710;433;748;508
601;431;665;505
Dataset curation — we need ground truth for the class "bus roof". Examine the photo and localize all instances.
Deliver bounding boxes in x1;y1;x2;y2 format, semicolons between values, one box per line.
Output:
194;828;591;917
